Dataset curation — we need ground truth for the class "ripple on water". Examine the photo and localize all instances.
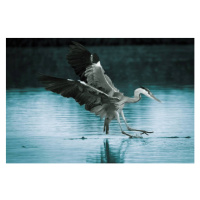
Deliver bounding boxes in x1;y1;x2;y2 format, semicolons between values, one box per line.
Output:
6;86;194;163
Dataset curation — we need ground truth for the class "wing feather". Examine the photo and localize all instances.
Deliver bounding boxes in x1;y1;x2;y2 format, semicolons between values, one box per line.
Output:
66;42;119;95
67;41;94;82
38;74;120;117
84;63;119;94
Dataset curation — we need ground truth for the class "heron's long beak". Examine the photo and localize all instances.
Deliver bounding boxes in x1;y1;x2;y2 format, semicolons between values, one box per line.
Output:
150;94;161;103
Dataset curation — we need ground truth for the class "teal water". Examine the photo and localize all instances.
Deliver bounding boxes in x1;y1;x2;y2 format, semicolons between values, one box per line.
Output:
6;86;194;163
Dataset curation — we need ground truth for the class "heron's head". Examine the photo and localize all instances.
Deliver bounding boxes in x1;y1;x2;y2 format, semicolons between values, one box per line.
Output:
136;86;161;103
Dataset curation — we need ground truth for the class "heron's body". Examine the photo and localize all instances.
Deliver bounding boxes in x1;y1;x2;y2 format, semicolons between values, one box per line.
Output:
39;42;161;138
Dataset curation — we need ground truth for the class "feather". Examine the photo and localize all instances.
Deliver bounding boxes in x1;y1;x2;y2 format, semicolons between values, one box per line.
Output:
38;74;120;117
66;42;119;97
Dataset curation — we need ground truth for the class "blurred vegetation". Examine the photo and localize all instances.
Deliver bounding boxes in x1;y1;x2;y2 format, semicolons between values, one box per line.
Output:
6;39;194;89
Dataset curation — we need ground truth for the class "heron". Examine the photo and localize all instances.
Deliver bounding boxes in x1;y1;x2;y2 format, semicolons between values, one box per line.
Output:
38;41;161;138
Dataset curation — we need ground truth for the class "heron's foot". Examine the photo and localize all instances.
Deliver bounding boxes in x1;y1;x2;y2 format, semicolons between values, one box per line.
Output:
122;131;143;138
127;127;153;135
122;131;134;138
140;130;154;135
127;127;137;131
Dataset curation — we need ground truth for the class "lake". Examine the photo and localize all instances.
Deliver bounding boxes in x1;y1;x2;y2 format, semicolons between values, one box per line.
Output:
6;85;194;163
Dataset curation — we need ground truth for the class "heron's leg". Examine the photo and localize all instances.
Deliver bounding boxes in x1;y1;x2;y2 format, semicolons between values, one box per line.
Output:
120;110;153;135
115;112;141;138
120;110;133;130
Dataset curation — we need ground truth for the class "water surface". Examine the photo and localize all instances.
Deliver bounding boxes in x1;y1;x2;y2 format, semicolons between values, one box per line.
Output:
6;86;194;163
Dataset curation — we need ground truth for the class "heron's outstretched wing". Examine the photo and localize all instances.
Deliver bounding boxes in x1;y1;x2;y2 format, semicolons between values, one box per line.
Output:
67;41;119;94
38;74;120;118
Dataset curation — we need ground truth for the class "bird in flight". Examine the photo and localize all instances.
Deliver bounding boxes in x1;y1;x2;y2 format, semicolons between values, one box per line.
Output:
39;41;161;138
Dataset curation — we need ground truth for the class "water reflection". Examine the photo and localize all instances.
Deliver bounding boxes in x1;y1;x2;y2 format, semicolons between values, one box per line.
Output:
101;139;130;163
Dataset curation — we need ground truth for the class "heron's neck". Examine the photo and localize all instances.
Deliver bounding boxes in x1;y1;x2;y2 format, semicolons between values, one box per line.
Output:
126;88;142;103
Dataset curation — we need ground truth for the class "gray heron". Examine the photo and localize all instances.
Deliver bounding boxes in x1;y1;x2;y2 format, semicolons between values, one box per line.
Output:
38;42;161;138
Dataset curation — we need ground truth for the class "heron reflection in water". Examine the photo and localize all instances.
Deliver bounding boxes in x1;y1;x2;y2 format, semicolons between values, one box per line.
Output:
101;139;131;163
39;42;161;138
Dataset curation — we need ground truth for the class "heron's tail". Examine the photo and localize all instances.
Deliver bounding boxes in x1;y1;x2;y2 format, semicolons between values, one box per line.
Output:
104;118;111;134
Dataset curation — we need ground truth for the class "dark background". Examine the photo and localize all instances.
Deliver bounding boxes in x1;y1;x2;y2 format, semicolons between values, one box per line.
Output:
6;38;194;88
6;38;194;47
